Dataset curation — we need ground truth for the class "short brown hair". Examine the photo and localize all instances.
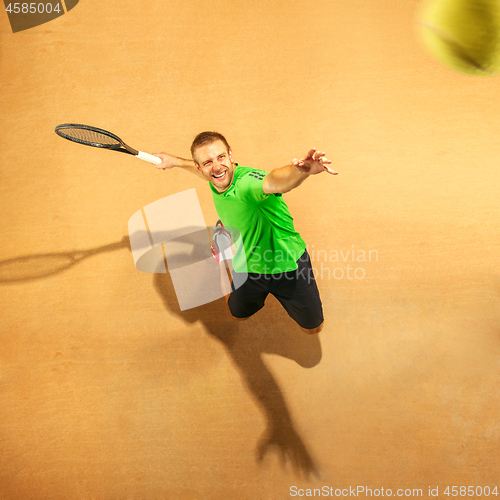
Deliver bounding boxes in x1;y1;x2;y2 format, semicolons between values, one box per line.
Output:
190;131;230;163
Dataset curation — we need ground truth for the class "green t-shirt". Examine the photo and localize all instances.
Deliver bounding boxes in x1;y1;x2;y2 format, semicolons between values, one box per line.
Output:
209;165;306;274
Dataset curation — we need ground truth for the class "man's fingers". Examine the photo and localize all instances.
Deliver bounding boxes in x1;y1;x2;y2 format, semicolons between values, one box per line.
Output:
151;153;165;169
314;151;327;160
295;149;334;172
306;148;317;159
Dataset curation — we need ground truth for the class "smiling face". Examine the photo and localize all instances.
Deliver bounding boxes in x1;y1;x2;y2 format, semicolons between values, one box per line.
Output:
194;140;236;193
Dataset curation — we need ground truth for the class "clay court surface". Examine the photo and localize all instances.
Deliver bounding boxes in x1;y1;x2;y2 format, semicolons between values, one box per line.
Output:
0;1;499;498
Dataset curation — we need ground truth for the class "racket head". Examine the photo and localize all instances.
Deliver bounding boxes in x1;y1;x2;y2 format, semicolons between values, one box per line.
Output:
55;124;136;155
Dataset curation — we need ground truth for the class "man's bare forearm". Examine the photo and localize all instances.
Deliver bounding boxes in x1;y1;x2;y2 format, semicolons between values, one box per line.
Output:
263;148;336;194
263;165;309;194
175;157;205;179
153;153;205;180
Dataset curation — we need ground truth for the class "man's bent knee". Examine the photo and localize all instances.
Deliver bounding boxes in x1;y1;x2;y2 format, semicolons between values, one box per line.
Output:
301;321;324;334
226;301;251;321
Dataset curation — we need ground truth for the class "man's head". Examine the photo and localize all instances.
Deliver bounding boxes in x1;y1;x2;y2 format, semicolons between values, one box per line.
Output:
191;132;235;193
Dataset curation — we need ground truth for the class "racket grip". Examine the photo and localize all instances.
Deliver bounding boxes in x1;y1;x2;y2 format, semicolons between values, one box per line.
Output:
137;151;162;165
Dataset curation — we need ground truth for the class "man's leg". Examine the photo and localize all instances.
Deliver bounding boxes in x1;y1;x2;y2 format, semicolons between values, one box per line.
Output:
301;322;324;335
212;220;269;321
272;250;325;334
218;258;269;321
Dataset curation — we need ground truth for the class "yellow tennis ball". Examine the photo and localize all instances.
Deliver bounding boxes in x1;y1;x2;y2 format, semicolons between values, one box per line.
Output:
419;0;500;75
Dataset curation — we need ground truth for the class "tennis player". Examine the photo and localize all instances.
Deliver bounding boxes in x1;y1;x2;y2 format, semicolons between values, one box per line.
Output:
153;132;336;334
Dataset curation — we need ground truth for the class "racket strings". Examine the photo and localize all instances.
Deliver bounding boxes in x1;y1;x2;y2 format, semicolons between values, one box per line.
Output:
58;127;120;146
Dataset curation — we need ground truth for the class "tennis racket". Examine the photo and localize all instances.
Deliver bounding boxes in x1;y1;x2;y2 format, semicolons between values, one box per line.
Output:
55;124;162;165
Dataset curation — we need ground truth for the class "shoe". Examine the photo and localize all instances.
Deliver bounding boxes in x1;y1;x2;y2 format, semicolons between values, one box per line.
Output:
211;220;232;263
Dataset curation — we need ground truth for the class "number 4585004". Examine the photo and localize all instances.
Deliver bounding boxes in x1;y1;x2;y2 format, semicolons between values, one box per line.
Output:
444;486;498;497
5;3;61;14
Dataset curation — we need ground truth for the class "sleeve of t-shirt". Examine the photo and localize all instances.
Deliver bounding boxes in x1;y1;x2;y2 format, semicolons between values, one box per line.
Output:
238;168;270;203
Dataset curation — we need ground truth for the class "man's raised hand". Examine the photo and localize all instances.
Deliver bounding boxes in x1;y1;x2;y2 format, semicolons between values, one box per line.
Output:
292;148;337;175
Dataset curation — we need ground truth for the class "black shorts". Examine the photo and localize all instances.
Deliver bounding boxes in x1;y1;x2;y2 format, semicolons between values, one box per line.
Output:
228;250;324;330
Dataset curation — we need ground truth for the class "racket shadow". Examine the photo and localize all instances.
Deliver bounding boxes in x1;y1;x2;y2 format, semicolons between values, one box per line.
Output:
153;248;323;479
0;236;130;284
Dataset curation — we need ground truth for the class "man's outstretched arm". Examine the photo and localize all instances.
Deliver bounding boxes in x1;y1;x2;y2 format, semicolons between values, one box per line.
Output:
262;148;337;194
152;152;206;181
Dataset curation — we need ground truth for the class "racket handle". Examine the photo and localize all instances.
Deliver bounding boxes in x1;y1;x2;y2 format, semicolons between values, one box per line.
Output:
136;151;162;165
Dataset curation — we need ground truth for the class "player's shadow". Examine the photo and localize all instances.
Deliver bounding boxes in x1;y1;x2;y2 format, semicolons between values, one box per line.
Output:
0;229;323;477
154;253;323;478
